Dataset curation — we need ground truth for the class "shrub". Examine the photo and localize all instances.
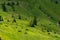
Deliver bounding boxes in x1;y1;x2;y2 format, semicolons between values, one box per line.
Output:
11;2;15;6
58;21;60;25
49;24;51;25
0;37;1;40
30;21;34;27
54;31;56;34
57;21;60;26
55;35;58;38
11;15;14;18
16;27;17;29
26;29;29;31
47;30;50;32
39;6;42;10
18;30;21;32
7;2;11;6
48;32;50;35
30;16;37;27
51;0;58;4
0;16;3;21
7;20;9;22
16;2;19;5
18;15;21;19
13;19;16;23
24;32;27;34
5;25;8;27
42;28;45;32
55;1;58;4
33;16;37;25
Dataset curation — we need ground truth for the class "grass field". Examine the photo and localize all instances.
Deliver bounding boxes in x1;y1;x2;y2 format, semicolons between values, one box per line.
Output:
0;0;60;40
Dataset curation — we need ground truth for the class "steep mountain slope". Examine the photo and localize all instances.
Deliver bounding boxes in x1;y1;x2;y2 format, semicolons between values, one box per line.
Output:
0;0;60;40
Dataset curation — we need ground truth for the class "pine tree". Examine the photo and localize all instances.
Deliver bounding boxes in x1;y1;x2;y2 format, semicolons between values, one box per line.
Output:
11;2;15;11
2;2;7;12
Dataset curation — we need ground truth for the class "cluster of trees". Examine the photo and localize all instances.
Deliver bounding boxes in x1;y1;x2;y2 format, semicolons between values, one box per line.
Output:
1;1;19;12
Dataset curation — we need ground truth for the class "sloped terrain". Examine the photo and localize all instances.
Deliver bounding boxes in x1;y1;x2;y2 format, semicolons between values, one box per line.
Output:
0;0;60;40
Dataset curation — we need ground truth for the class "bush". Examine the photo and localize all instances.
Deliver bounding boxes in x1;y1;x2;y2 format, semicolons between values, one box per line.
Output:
30;16;37;27
26;29;29;31
18;30;21;32
57;21;60;26
7;20;9;22
51;0;58;4
16;2;19;5
13;19;16;23
7;2;11;6
0;16;3;21
16;27;17;29
0;37;1;40
39;6;42;10
33;16;37;25
24;32;27;34
47;30;49;32
5;25;8;27
55;1;58;4
58;21;60;25
55;35;58;38
48;32;50;35
18;15;21;19
30;20;34;27
11;2;15;6
54;31;56;34
11;15;14;18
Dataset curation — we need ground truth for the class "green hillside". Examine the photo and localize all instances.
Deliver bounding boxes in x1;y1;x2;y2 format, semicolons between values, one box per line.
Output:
0;0;60;40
